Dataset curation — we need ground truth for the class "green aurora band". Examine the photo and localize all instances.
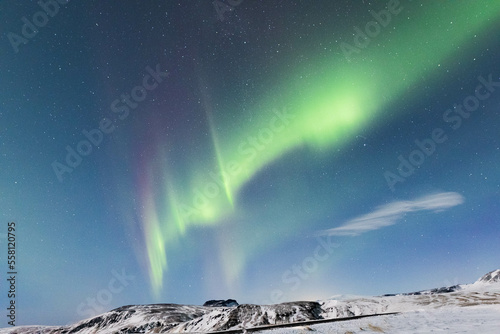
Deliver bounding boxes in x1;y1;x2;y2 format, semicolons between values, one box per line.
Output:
141;1;500;296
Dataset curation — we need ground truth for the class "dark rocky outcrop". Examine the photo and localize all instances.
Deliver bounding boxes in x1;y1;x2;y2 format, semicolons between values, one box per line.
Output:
203;299;239;307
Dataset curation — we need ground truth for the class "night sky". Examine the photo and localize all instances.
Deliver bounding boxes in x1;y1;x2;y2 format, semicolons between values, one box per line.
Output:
1;0;499;327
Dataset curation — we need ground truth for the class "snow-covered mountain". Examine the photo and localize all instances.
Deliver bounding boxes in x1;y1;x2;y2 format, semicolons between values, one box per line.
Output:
475;269;500;284
0;304;214;334
1;269;499;334
169;301;323;333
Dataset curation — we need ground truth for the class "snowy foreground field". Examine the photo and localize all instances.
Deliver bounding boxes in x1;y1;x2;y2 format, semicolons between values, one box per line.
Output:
266;305;500;334
1;270;499;334
248;281;500;334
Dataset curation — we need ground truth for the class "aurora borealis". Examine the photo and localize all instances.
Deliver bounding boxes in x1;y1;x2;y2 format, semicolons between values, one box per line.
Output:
1;0;500;326
140;1;500;296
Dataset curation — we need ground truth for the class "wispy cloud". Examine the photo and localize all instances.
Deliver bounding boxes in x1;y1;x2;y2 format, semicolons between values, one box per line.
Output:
319;192;464;237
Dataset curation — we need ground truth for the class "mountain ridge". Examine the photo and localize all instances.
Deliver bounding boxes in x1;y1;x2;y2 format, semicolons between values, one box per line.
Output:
1;269;499;334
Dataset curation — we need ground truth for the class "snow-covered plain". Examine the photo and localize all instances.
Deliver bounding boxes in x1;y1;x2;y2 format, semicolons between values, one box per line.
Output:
258;279;500;334
266;305;500;334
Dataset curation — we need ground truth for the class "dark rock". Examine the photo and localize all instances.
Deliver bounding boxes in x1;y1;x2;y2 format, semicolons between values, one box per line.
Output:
203;299;239;307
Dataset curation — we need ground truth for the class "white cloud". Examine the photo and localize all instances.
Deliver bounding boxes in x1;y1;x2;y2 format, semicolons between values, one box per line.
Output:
319;192;464;237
